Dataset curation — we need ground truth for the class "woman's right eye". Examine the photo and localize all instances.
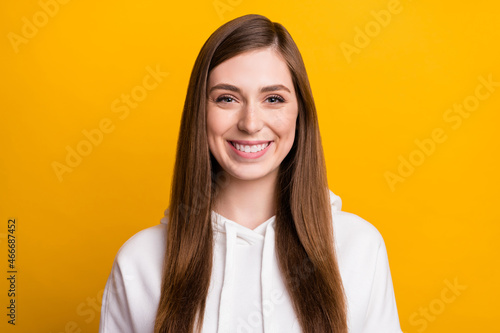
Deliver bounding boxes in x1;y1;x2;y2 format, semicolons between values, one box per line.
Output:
215;95;236;103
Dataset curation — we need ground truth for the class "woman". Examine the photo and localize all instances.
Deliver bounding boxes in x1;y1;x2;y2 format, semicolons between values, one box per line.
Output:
99;14;403;333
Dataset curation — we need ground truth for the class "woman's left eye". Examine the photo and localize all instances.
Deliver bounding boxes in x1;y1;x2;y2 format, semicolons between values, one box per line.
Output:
266;95;285;103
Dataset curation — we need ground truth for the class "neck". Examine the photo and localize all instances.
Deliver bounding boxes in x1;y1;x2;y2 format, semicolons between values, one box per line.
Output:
214;169;277;230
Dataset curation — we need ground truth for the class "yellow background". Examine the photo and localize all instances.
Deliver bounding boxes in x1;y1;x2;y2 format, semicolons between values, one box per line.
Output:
1;0;499;332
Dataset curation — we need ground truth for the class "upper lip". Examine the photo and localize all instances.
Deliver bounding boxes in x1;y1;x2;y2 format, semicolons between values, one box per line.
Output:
228;140;272;145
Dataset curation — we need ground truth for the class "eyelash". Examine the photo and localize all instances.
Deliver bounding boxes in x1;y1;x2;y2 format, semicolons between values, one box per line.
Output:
215;95;237;103
266;95;285;103
214;94;285;103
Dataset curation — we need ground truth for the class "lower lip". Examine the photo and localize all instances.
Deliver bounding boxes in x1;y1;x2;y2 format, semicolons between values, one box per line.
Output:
227;141;273;159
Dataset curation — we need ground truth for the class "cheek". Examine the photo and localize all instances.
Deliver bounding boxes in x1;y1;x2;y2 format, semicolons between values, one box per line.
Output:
206;108;229;147
273;109;298;141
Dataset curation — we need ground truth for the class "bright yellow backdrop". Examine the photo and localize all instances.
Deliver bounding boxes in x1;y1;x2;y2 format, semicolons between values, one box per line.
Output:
1;0;499;332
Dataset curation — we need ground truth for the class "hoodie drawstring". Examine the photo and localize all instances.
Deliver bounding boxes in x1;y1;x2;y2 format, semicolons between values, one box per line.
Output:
215;214;276;332
261;221;276;332
217;223;237;331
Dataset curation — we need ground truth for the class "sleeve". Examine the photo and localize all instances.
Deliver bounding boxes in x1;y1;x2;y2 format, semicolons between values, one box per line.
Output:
99;258;137;333
361;238;403;333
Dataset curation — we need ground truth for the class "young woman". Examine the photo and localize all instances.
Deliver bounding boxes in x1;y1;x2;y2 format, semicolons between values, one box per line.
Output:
99;14;403;333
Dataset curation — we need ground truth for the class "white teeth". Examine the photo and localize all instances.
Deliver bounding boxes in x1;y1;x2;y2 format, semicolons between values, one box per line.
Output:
232;142;270;153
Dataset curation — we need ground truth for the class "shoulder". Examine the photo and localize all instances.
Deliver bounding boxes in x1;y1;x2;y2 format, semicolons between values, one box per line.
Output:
328;189;384;253
333;211;383;250
113;223;166;270
103;222;167;312
100;223;166;333
328;190;403;331
328;189;386;284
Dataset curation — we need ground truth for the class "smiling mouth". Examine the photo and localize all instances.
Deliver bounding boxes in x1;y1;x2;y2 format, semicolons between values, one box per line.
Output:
228;140;272;153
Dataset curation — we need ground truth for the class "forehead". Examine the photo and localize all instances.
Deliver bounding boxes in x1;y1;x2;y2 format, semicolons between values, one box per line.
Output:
208;48;294;90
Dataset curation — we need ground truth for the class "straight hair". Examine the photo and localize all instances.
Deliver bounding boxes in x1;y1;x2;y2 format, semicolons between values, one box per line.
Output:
155;14;347;333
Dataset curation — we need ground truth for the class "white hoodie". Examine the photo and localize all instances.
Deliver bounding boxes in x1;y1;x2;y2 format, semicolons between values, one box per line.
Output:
99;190;403;332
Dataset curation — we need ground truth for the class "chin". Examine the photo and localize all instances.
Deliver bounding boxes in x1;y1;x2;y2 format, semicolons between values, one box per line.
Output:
228;169;272;181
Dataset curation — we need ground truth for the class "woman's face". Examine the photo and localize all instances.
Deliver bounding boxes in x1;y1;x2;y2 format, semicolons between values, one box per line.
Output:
206;47;299;182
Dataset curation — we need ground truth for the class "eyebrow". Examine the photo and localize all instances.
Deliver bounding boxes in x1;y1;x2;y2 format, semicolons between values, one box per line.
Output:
208;83;291;94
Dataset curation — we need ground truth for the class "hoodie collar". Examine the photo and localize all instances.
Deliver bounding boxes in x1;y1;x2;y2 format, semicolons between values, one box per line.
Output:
211;210;275;242
159;189;342;332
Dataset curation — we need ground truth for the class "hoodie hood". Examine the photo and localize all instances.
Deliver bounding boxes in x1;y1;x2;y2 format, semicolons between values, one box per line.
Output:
329;189;342;212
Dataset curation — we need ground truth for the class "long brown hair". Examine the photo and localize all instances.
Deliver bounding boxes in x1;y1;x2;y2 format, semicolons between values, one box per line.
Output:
155;14;347;333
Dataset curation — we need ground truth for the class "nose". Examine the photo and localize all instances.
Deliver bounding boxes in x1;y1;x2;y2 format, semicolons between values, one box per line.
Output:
237;103;263;134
